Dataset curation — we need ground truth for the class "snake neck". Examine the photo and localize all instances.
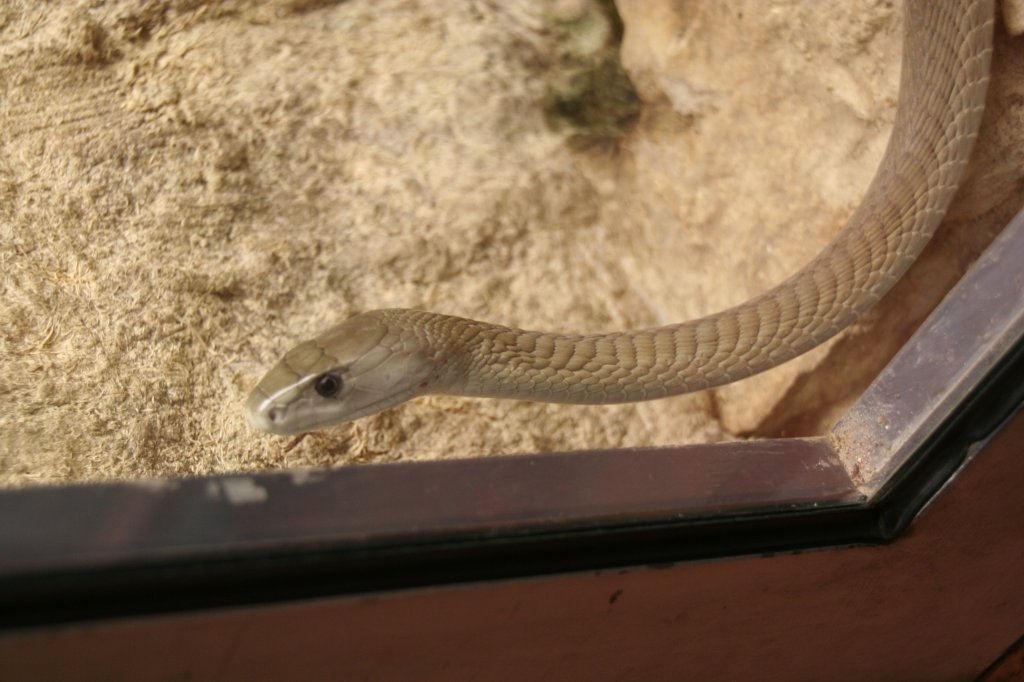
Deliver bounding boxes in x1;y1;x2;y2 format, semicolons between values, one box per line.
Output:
415;282;860;405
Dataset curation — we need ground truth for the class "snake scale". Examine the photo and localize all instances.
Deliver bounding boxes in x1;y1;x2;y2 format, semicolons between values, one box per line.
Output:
248;0;994;436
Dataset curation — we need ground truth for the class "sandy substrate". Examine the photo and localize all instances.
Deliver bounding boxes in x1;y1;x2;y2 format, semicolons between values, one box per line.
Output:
2;0;1022;487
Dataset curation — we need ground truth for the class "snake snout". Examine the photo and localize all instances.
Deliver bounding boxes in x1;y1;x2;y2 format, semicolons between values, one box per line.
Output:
245;389;290;434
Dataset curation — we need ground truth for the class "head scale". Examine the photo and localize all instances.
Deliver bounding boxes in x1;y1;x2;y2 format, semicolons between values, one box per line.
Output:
246;311;433;435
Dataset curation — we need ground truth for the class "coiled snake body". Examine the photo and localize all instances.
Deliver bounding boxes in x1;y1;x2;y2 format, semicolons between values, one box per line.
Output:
248;1;994;436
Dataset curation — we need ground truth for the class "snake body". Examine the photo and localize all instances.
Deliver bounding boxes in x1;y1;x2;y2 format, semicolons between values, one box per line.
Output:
248;0;994;436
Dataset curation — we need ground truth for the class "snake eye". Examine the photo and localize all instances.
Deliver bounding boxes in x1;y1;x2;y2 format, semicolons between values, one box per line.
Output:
314;372;343;398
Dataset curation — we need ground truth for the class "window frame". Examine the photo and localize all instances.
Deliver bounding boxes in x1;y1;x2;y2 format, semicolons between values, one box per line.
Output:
1;209;1022;631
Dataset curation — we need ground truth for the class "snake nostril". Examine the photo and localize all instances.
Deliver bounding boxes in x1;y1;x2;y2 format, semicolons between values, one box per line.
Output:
267;407;283;423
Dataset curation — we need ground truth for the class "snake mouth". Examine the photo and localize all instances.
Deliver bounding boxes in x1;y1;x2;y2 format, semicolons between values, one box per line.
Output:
320;387;420;426
245;384;421;436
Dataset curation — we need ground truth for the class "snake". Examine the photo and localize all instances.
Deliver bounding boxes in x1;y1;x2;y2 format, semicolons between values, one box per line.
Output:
247;0;994;436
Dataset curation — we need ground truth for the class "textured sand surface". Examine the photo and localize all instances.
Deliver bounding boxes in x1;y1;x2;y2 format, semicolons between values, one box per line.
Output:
1;0;1021;486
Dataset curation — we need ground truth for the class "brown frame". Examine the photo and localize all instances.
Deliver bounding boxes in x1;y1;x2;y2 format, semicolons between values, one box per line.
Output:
0;208;1022;629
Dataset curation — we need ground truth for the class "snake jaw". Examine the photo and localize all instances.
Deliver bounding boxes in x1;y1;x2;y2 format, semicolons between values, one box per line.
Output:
245;377;422;435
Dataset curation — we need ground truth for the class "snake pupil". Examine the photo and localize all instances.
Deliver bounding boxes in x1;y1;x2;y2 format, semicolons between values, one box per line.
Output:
314;372;342;397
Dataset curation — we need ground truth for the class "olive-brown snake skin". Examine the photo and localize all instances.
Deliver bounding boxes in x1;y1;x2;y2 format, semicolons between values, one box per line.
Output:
248;0;994;436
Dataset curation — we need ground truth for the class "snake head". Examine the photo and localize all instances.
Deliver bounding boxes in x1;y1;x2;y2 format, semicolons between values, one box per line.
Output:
246;311;434;435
